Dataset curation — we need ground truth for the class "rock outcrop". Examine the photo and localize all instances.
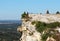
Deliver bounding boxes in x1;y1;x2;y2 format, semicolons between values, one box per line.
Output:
17;14;60;41
17;20;41;41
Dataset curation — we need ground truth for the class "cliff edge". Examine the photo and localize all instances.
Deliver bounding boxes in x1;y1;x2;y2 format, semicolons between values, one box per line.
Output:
17;13;60;41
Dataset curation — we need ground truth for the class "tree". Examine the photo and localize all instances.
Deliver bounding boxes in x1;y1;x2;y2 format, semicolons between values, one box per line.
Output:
56;11;60;14
40;13;42;14
46;10;49;14
21;12;26;18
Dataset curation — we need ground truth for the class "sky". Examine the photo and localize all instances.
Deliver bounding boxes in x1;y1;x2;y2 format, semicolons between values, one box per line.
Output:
0;0;60;20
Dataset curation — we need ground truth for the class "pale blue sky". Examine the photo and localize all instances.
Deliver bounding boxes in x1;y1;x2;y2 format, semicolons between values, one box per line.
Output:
0;0;60;20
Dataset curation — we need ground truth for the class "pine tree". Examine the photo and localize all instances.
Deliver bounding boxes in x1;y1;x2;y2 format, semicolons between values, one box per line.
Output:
46;10;49;14
56;11;60;14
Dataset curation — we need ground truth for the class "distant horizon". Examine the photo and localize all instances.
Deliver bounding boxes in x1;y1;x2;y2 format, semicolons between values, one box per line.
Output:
0;19;21;21
0;0;60;20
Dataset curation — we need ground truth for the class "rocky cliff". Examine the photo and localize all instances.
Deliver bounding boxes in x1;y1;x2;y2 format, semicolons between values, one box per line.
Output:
17;14;60;41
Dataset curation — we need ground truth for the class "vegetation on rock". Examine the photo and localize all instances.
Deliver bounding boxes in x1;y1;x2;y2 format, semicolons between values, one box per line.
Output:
31;21;60;41
21;12;29;19
21;12;31;22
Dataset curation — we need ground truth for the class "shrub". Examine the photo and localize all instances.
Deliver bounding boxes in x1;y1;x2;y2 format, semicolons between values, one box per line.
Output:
31;21;36;25
35;21;60;33
35;21;47;33
41;32;51;41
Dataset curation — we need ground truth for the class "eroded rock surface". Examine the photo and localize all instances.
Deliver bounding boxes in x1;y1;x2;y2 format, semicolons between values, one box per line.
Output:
17;14;60;41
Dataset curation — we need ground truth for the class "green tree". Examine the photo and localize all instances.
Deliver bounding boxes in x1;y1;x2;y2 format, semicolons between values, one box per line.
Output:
56;11;60;14
21;12;27;18
46;10;49;14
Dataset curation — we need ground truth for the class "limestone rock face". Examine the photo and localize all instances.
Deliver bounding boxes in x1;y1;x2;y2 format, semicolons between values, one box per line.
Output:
18;21;41;41
17;14;60;41
46;37;56;41
29;14;60;23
